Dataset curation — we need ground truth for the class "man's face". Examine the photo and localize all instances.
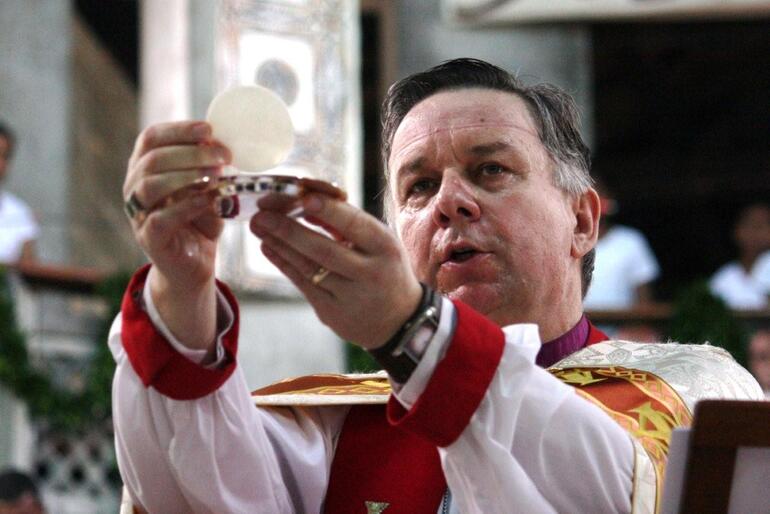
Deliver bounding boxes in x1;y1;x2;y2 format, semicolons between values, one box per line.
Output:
388;88;593;334
749;331;770;392
0;135;11;182
734;205;770;256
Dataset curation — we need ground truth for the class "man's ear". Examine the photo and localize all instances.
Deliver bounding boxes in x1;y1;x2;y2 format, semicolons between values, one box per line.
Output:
571;187;600;259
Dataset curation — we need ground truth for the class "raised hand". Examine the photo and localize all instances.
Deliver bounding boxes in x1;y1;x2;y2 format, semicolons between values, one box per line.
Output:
124;121;230;284
123;121;230;350
251;194;423;350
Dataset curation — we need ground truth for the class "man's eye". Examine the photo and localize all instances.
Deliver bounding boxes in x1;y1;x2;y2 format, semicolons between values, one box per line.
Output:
479;163;505;176
408;178;437;195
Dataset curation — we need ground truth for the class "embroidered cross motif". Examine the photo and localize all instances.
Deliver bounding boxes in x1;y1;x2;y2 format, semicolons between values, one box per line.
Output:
555;369;607;386
364;501;390;513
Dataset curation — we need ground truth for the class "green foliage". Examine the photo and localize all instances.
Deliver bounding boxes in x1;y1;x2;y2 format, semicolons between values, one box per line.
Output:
668;280;748;367
346;343;381;373
0;268;132;433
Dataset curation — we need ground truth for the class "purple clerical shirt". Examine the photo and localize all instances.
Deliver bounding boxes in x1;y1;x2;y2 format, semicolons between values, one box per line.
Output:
535;315;590;368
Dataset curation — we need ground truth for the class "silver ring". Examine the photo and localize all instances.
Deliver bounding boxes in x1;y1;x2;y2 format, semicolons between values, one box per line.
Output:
311;266;331;286
124;192;147;222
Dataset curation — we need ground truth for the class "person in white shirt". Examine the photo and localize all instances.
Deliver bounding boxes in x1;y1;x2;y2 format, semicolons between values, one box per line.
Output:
113;59;762;514
0;122;38;265
753;249;770;298
709;203;770;309
583;183;660;311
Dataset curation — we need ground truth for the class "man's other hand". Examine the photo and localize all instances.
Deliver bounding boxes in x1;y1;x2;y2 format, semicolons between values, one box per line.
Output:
251;193;423;350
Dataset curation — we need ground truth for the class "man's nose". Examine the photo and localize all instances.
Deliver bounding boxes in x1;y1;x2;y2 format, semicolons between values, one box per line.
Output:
432;172;481;227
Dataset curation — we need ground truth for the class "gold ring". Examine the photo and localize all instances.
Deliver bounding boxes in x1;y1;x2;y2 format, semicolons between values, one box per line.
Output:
124;192;147;223
311;266;331;285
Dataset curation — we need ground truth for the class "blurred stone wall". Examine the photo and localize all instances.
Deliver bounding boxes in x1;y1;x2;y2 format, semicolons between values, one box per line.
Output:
0;1;73;264
70;15;145;271
0;2;144;271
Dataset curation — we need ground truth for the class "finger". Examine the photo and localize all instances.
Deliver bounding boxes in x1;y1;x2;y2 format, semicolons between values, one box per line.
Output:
300;194;395;255
298;177;348;201
192;211;224;241
137;192;217;241
250;212;365;280
303;215;346;242
255;178;346;215
135;143;230;177
260;241;334;303
132;168;221;210
132;121;212;160
260;232;347;290
256;192;302;213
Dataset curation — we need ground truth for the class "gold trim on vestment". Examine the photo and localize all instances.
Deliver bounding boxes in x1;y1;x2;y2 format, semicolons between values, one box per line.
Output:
550;366;693;513
252;373;391;406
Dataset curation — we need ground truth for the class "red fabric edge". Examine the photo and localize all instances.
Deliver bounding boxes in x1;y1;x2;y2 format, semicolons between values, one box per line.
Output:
586;322;609;346
120;264;240;400
386;299;505;447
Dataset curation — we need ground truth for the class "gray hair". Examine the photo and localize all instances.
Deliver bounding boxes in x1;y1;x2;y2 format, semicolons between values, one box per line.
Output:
380;58;596;295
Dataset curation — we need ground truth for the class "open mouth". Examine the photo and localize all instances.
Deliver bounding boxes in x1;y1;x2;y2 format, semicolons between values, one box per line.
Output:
447;247;479;263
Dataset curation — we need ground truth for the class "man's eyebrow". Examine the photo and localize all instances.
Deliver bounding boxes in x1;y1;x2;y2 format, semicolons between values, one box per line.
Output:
468;141;514;156
397;156;426;176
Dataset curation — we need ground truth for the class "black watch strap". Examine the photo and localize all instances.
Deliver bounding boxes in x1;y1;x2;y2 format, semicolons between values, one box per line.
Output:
368;283;442;383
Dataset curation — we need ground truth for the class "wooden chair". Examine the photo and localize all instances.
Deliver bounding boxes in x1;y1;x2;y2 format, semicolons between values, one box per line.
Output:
675;400;770;513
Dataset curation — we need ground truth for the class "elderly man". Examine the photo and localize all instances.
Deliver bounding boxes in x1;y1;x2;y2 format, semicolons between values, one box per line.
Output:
113;59;761;514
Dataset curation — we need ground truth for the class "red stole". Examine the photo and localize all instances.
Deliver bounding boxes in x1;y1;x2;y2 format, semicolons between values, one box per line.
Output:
323;404;446;513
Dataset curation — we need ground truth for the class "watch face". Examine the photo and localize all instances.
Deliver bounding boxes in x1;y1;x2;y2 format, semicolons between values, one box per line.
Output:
368;288;443;384
406;324;436;358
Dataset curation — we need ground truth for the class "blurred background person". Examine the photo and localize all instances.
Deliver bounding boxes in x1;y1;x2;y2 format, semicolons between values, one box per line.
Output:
751;247;770;302
748;330;770;398
0;469;45;514
583;180;661;341
709;203;770;310
0;122;38;266
583;180;660;311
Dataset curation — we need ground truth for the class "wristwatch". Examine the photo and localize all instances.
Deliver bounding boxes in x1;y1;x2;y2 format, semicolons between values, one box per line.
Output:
368;283;442;383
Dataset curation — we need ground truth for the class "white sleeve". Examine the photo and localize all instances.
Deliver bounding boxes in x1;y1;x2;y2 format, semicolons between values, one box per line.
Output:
391;309;634;514
19;203;40;240
626;229;660;286
443;325;633;513
753;250;770;292
110;292;348;513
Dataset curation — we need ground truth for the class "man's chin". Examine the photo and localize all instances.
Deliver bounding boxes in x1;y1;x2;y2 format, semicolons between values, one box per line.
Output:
440;284;536;327
441;284;500;315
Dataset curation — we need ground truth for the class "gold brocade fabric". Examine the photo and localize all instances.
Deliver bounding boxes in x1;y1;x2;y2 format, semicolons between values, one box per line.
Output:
261;379;391;397
550;340;763;514
252;372;392;406
549;366;693;512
